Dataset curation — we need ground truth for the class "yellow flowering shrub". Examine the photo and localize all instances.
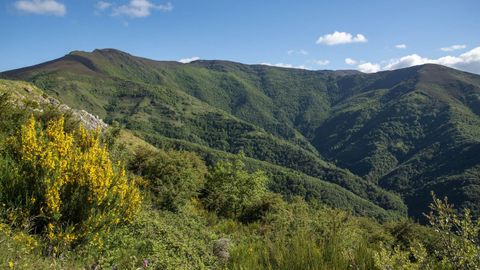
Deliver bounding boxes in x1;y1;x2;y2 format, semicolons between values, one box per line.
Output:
1;221;39;268
2;116;141;252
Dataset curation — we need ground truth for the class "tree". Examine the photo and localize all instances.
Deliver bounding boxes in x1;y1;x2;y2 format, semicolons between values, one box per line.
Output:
202;153;268;219
424;192;480;269
130;148;207;212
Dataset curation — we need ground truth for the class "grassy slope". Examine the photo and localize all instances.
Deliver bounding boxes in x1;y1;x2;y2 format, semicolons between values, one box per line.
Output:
5;49;480;218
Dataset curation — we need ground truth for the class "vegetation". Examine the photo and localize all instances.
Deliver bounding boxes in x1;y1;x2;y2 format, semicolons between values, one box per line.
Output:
4;51;480;220
202;153;268;219
1;52;480;268
129;147;207;212
0;115;141;254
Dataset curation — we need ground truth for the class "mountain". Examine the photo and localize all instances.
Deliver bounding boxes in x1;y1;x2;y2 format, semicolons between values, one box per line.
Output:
3;48;480;219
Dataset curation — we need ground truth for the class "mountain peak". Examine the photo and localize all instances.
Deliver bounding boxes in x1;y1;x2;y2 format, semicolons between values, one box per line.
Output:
92;48;132;55
67;48;133;58
417;63;454;73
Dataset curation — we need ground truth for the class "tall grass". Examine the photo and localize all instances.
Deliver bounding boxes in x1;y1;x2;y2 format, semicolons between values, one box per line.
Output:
229;232;376;270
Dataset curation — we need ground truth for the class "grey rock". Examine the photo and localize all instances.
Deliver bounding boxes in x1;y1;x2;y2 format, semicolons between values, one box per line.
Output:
213;238;231;261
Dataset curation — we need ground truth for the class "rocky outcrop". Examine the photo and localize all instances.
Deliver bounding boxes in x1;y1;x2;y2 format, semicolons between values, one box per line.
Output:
6;82;107;131
71;109;107;130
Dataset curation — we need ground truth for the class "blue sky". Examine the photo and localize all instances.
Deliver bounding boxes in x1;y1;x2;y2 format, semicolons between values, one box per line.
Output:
1;0;480;74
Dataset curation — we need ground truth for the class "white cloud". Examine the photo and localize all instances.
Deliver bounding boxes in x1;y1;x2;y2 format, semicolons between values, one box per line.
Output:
314;60;330;66
96;1;112;11
178;56;200;63
316;31;367;45
384;54;430;70
287;49;308;55
113;0;173;18
440;44;466;52
381;46;480;74
14;0;66;16
357;62;381;73
261;62;307;69
395;44;407;49
345;58;357;65
455;47;480;73
459;46;480;62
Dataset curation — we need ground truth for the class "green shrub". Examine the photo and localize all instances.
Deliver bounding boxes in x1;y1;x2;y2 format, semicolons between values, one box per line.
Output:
202;153;268;219
80;207;219;270
0;221;82;269
424;193;480;269
239;192;284;223
130;148;207;212
374;193;480;269
0;93;28;139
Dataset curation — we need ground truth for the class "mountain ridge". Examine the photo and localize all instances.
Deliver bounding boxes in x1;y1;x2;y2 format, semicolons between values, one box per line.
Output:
3;48;480;219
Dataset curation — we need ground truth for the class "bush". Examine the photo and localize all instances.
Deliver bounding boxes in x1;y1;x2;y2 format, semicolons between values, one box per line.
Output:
202;153;269;219
0;221;82;269
130;148;207;212
0;116;141;253
239;192;284;223
374;193;480;269
0;93;28;139
81;207;219;269
424;193;480;269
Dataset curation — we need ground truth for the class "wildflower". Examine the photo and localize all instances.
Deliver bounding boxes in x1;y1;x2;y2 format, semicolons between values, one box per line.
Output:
6;116;141;250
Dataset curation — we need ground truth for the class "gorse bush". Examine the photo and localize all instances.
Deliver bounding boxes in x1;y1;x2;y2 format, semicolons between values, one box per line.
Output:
0;116;141;253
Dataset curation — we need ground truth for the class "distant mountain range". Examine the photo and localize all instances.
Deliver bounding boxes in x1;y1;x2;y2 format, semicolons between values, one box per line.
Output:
3;48;480;220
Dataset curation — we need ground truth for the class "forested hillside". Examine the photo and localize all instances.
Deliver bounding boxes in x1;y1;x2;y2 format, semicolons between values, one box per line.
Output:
1;77;479;269
3;49;480;219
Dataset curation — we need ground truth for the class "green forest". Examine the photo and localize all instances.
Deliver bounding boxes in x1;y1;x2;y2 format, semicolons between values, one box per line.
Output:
1;48;480;269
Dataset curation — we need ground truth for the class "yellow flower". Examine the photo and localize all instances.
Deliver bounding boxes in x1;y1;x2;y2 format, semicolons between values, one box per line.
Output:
20;115;40;163
14;116;141;248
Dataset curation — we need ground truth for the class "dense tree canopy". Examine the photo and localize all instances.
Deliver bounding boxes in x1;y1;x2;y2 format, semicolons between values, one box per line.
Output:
202;153;268;219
